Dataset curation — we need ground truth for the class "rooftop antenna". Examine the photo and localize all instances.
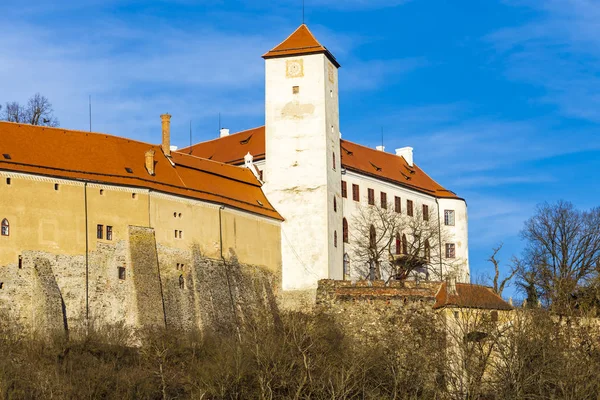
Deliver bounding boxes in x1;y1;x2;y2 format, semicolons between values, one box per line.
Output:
302;0;305;24
189;120;193;154
89;95;92;132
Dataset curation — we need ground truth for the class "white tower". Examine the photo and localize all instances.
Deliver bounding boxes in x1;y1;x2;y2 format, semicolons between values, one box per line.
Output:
262;25;343;293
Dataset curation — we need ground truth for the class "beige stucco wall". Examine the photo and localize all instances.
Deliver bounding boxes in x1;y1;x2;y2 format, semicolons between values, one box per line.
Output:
0;171;281;273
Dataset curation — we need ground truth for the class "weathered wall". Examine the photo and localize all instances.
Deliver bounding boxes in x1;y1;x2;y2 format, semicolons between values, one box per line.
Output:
0;170;282;335
263;52;343;292
316;279;441;341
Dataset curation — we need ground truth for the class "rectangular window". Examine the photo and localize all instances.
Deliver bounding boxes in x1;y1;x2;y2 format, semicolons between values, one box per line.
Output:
380;192;387;209
106;226;113;240
445;243;456;259
407;200;414;217
491;310;499;322
97;224;103;239
395;196;401;213
368;189;375;205
444;210;455;226
423;205;429;221
118;266;126;280
341;181;347;198
352;184;359;202
178;230;183;239
174;230;178;239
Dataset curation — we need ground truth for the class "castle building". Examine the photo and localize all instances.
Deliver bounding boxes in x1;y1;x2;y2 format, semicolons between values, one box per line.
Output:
0;24;469;332
184;25;470;296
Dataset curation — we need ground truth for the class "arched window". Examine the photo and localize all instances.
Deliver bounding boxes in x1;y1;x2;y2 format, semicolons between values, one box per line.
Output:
343;218;349;243
334;231;338;248
425;240;431;261
402;234;408;255
333;197;337;212
1;219;9;236
395;233;401;255
369;225;376;249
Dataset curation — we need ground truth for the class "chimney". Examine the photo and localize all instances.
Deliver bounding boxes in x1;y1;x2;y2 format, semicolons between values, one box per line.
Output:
145;149;155;176
161;113;171;157
376;145;385;152
220;128;230;138
395;147;414;167
446;276;457;295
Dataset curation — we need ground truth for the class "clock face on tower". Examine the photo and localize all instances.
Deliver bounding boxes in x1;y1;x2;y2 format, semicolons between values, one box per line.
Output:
286;59;304;78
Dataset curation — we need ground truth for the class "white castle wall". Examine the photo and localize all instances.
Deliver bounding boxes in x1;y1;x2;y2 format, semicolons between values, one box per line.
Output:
341;168;470;283
263;53;343;292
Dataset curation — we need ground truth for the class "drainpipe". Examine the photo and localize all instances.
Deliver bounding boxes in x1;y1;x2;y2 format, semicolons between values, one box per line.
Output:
435;198;443;281
84;182;89;331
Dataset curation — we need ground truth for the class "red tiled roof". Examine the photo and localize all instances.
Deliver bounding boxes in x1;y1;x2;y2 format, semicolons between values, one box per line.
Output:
262;24;340;67
434;283;513;310
181;126;460;200
182;126;265;164
0;122;282;220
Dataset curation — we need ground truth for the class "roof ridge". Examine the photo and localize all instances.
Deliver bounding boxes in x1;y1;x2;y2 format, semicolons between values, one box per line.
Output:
180;125;265;150
0;121;154;149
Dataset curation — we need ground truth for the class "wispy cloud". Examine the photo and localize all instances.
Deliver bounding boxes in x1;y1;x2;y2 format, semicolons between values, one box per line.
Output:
487;0;600;122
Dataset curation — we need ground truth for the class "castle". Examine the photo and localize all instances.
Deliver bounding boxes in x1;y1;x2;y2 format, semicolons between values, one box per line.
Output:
0;24;471;333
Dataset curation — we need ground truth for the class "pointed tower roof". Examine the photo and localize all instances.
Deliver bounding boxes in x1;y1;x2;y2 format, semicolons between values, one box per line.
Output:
262;24;340;67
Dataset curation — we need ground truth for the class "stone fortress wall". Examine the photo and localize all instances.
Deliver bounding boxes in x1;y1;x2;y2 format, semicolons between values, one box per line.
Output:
0;170;282;335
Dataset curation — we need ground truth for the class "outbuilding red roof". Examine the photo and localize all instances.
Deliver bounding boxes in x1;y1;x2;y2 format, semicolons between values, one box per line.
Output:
181;126;461;200
262;24;340;67
434;283;513;310
0;122;282;220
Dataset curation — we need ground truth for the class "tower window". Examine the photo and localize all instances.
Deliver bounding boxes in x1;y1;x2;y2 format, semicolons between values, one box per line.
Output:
1;219;9;236
407;200;414;217
395;196;401;213
333;197;337;212
343;218;348;243
334;231;338;248
445;243;456;259
444;210;455;226
99;189;104;195
179;275;184;289
6;178;11;185
332;152;336;171
352;184;359;202
292;86;299;94
341;181;347;198
18;255;22;269
380;192;387;209
54;183;59;191
106;226;113;241
132;193;137;199
97;224;103;239
423;204;429;221
118;267;126;280
368;189;375;205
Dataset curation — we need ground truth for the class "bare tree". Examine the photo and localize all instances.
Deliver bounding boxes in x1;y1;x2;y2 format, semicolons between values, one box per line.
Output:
2;93;59;127
350;203;460;281
487;243;517;296
517;201;600;311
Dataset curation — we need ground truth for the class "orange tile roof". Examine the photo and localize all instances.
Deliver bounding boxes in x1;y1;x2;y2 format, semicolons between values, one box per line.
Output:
262;24;340;68
181;126;460;200
434;283;513;310
0;122;282;220
182;126;265;164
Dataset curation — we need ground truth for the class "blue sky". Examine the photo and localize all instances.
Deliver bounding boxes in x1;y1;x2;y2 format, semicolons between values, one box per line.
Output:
2;0;599;299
